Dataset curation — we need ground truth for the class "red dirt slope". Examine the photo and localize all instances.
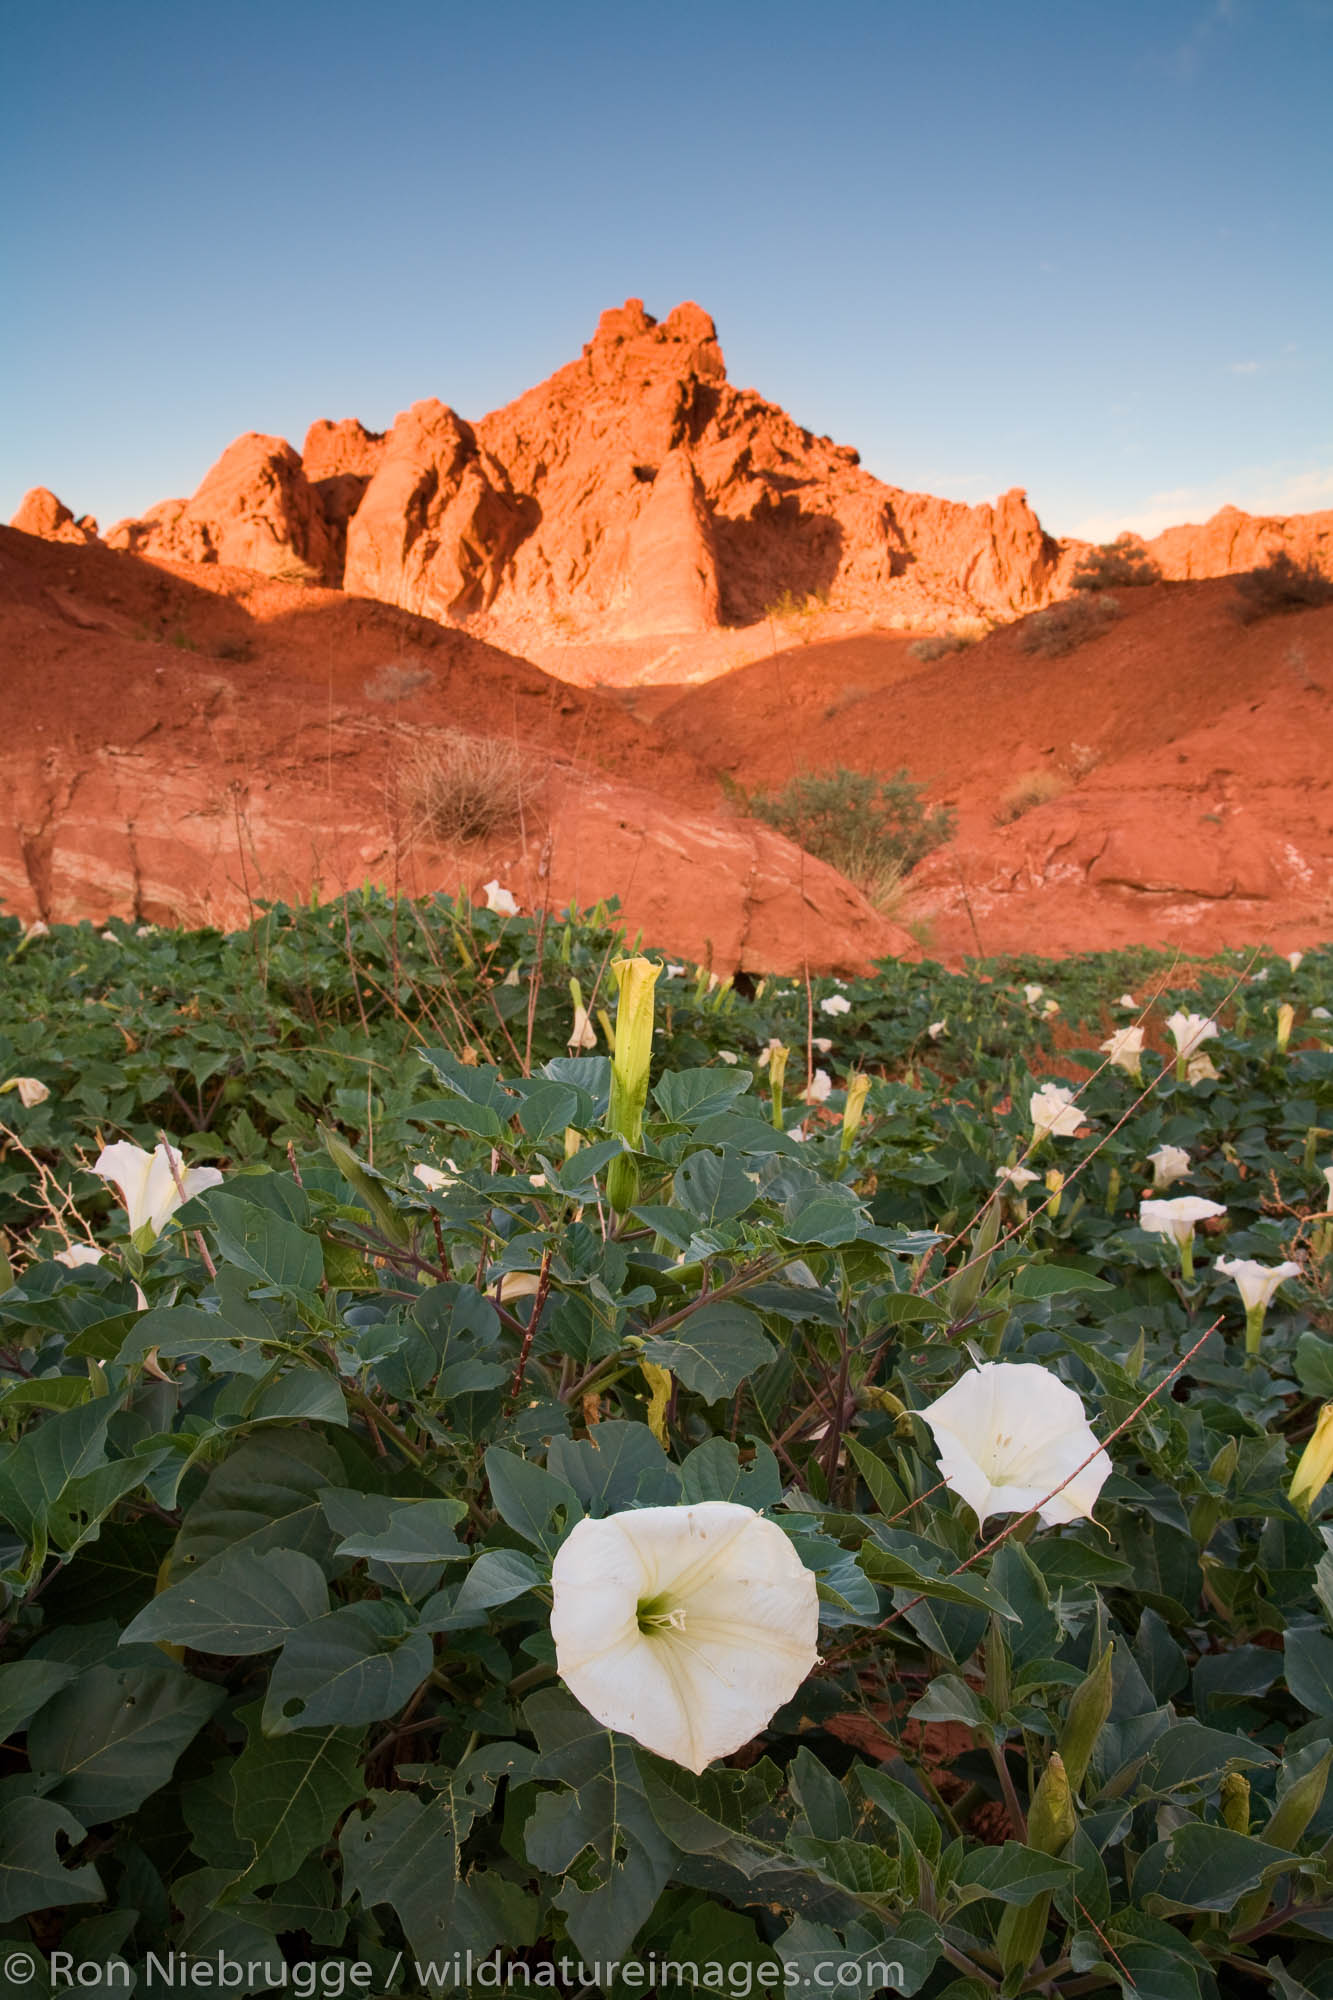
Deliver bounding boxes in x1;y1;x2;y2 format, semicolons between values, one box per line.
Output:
0;527;918;975
654;580;1333;959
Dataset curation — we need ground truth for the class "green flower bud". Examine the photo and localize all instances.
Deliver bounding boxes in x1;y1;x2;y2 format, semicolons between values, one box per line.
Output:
1220;1770;1251;1834
1059;1645;1113;1795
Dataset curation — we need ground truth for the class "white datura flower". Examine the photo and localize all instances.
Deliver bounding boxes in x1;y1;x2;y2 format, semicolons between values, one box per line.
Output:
996;1163;1041;1190
1323;1166;1333;1214
1116;993;1137;1009
928;1020;947;1041
819;994;851;1017
55;1242;104;1268
813;1037;834;1055
1029;1083;1083;1142
1;1076;51;1107
1139;1194;1226;1279
1287;952;1304;971
1139;1195;1227;1244
92;1141;223;1240
1186;1052;1220;1083
804;1069;833;1104
1148;1143;1192;1189
1100;1026;1144;1077
1166;1011;1218;1059
413;1160;458;1192
666;962;685;977
549;1502;820;1773
482;879;519;917
1023;984;1044;1005
717;1050;740;1065
920;1362;1112;1529
1215;1256;1301;1314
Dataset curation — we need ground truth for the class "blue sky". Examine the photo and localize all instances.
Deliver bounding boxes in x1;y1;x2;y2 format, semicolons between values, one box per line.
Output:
3;0;1330;539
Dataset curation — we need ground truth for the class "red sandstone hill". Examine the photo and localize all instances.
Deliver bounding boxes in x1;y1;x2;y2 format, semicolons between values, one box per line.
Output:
17;298;1332;661
0;526;919;974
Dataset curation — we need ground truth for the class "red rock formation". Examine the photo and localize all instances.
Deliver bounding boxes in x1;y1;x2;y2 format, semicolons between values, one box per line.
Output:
104;434;333;582
1146;503;1333;580
10;489;98;545
301;418;386;577
30;302;1333;647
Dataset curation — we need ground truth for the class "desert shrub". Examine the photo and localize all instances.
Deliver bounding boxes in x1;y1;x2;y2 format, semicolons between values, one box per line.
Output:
994;766;1067;822
1018;592;1122;657
211;634;256;662
1233;548;1333;621
746;763;955;899
365;659;434;700
1070;532;1162;591
908;630;973;662
405;730;523;845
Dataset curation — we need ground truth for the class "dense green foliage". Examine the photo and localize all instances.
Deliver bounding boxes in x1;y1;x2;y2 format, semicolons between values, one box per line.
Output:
1;900;1332;1998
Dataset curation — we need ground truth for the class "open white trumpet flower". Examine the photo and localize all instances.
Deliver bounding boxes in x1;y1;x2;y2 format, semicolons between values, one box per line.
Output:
1148;1144;1192;1189
482;880;519;917
920;1362;1111;1529
1166;1011;1218;1055
55;1243;105;1268
1100;1026;1144;1078
1030;1083;1083;1142
549;1502;820;1773
1139;1194;1227;1280
91;1141;223;1241
1216;1255;1302;1358
819;994;851;1017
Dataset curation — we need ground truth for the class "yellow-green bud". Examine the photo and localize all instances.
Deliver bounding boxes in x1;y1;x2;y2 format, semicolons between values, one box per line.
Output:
948;1196;1003;1323
995;1755;1073;1975
838;1073;871;1168
1289;1404;1333;1517
768;1043;789;1131
1059;1646;1113;1795
605;956;661;1214
1234;1747;1331;1931
1277;1003;1295;1053
1220;1771;1251;1834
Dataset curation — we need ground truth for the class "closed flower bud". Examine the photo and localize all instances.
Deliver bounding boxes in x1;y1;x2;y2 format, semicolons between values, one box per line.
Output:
1220;1770;1251;1834
1059;1644;1113;1794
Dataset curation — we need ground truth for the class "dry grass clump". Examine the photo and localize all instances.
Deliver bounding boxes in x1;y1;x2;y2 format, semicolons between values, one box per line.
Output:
404;732;523;846
908;631;975;663
1232;550;1333;623
1070;534;1161;592
994;768;1067;824
1017;594;1122;658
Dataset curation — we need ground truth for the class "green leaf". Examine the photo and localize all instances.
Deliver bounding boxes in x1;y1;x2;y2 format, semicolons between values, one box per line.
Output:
231;1705;365;1892
118;1302;284;1378
202;1189;325;1293
326;1496;468;1565
262;1601;434;1733
523;1686;674;1961
679;1437;783;1508
1296;1333;1333;1399
170;1428;345;1580
0;1658;79;1739
953;1839;1076;1905
483;1448;583;1556
861;1534;1017;1620
451;1548;548;1617
1132;1823;1292;1913
1284;1626;1333;1716
643;1301;776;1402
0;1797;104;1920
654;1068;753;1124
1139;1720;1275;1795
788;1833;896;1896
673;1150;759;1225
784;1181;866;1247
1011;1264;1114;1299
121;1547;330;1655
27;1664;224;1821
546;1420;678;1512
0;1397;110;1544
341;1789;516;1984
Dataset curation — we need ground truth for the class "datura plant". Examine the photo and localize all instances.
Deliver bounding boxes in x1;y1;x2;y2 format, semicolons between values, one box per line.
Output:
0;904;1331;1997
